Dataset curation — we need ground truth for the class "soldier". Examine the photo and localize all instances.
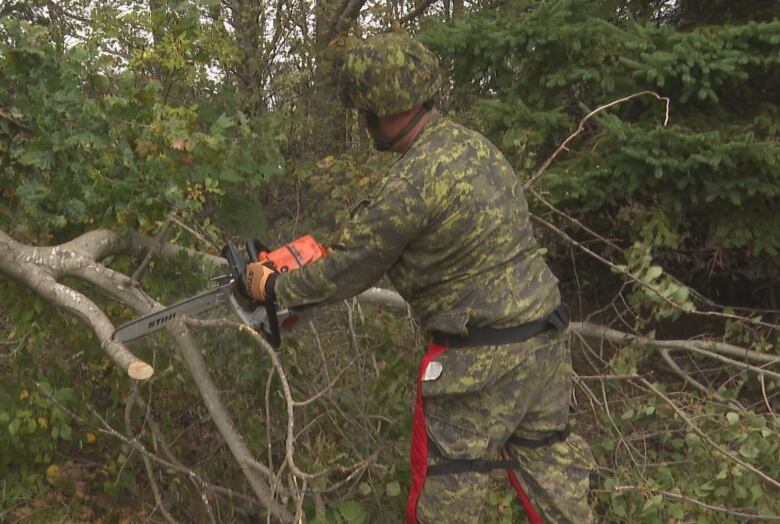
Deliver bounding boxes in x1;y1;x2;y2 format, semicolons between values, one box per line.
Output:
245;33;594;523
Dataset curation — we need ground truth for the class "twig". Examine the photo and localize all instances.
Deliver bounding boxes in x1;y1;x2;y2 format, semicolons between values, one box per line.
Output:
532;214;780;331
593;485;780;520
169;216;219;251
571;320;779;368
124;389;179;524
265;366;276;475
759;375;778;422
576;373;643;381
294;349;371;407
659;349;744;411
309;321;332;386
188;317;381;484
638;377;780;491
293;479;307;523
33;382;236;509
132;391;217;523
524;90;670;189
132;213;174;282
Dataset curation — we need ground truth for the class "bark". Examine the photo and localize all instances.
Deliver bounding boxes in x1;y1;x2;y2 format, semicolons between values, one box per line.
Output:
310;0;358;157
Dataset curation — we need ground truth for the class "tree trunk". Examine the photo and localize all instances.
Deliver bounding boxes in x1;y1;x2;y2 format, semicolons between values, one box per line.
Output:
311;0;350;158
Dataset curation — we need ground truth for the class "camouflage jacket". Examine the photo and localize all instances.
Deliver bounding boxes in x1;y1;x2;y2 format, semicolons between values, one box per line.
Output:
274;113;560;335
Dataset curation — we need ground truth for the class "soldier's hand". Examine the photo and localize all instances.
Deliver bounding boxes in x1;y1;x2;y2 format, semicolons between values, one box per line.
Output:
245;262;276;302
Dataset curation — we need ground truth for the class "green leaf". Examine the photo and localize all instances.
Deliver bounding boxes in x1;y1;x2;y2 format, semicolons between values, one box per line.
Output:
645;265;663;281
335;500;368;524
385;481;401;497
209;113;234;134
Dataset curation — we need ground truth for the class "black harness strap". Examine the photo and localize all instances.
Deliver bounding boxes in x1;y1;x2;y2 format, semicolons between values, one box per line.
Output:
426;427;571;477
426;306;572;478
427;458;520;476
508;425;571;449
432;305;569;349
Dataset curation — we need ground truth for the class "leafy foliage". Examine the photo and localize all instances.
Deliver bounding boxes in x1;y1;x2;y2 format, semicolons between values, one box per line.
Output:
0;17;282;244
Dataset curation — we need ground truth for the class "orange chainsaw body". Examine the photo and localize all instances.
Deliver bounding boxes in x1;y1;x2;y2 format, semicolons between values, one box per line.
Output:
256;235;328;331
258;234;328;274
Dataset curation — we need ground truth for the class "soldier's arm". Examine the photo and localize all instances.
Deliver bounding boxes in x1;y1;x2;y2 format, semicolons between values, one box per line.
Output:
273;176;427;309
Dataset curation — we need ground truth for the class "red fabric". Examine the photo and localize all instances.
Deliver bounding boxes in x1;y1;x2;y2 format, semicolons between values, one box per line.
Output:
506;465;543;524
406;343;447;524
406;342;543;524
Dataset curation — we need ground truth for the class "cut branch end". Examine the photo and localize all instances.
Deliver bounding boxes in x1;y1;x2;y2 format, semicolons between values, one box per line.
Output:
128;360;155;380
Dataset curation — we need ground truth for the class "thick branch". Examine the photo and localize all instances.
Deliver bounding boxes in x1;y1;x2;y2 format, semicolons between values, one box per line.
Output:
0;231;153;379
335;0;368;34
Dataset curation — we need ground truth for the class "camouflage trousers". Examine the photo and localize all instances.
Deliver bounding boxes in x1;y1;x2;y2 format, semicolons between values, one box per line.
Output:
415;331;594;523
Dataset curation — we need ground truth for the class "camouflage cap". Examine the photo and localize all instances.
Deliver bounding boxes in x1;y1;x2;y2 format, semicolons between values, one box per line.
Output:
339;33;443;117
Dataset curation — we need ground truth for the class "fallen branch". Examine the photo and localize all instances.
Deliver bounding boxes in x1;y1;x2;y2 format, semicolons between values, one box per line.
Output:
573;321;780;368
187;316;381;488
0;231;153;379
659;349;744;411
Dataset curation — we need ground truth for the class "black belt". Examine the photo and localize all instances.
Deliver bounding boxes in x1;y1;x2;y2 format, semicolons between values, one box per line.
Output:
432;304;569;349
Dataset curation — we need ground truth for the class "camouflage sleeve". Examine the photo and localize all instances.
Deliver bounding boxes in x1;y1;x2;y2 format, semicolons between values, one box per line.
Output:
273;176;428;309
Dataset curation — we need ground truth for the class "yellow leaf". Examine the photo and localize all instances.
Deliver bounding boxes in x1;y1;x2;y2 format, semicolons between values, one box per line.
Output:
134;138;157;158
86;432;97;443
37;417;48;429
170;138;188;151
46;464;60;481
19;389;29;400
317;155;335;170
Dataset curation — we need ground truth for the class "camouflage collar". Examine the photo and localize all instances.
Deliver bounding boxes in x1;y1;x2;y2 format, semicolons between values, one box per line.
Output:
398;110;445;159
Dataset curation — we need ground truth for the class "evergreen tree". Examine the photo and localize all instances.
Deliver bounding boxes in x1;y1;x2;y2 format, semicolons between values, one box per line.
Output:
423;0;780;297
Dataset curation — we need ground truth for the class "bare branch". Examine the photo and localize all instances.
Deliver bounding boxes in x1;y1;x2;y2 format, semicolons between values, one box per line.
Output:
132;213;175;282
593;485;780;520
400;0;438;24
659;349;744;411
573;321;780;368
638;377;780;491
524;90;671;190
166;319;294;522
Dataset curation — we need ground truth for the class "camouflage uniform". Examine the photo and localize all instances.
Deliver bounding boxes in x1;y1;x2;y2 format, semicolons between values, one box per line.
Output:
274;34;594;523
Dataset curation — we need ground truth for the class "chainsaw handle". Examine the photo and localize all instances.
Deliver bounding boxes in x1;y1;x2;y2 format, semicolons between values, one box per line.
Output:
245;238;262;263
220;242;250;298
244;237;282;348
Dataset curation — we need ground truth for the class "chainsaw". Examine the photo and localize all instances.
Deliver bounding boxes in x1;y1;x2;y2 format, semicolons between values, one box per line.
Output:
112;235;328;348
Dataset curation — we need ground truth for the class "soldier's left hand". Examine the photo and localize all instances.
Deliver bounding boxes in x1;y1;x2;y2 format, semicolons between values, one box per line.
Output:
245;262;276;302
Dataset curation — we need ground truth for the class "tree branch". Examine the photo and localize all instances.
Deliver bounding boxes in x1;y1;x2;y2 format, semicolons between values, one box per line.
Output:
0;231;153;379
400;0;438;24
0;230;292;522
524;90;670;190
